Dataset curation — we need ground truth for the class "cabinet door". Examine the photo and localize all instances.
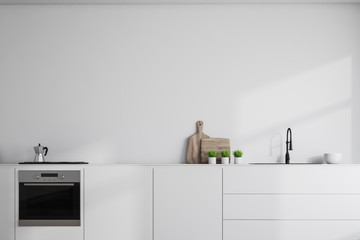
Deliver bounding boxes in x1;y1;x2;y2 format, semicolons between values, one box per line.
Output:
0;167;15;240
154;167;222;240
85;166;152;240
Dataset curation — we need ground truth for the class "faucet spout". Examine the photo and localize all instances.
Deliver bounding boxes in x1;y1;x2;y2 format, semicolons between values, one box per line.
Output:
285;128;293;164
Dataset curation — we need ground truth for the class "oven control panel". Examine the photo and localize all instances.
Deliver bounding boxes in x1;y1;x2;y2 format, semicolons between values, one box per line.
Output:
34;173;65;181
19;170;80;183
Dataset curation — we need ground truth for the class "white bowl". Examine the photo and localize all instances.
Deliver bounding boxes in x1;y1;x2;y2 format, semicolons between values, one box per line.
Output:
323;153;342;164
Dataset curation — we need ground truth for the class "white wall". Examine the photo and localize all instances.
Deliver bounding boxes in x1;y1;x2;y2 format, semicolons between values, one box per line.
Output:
0;4;359;164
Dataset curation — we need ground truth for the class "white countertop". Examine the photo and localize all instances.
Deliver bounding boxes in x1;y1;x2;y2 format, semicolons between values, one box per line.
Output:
1;163;360;167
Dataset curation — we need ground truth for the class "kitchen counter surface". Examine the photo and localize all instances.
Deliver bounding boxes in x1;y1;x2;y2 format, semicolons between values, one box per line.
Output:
1;163;360;166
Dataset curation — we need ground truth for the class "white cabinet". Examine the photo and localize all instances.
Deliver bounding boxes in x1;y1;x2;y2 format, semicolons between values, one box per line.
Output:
0;167;15;240
84;166;153;240
16;227;83;240
154;166;222;240
4;164;360;240
224;165;360;193
223;165;360;240
224;220;360;240
224;194;360;219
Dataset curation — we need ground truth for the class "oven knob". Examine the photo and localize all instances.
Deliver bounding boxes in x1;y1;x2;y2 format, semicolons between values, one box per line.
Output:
35;175;40;180
61;175;65;180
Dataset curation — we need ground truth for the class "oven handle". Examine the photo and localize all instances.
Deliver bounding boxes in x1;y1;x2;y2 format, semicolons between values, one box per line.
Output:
23;183;75;186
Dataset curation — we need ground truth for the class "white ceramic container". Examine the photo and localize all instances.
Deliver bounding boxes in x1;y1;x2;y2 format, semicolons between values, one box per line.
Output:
234;157;242;164
208;157;217;164
221;157;229;164
324;153;342;164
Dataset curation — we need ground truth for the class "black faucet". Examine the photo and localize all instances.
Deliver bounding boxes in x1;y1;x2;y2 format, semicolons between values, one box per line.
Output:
285;128;293;164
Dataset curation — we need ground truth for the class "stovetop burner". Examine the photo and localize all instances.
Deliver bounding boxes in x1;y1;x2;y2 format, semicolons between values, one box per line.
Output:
19;162;89;164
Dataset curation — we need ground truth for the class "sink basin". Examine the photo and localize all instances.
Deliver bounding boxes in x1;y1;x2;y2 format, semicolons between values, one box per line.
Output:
249;162;323;165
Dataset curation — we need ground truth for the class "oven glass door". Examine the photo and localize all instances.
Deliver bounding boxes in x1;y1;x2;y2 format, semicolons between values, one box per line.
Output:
19;183;80;226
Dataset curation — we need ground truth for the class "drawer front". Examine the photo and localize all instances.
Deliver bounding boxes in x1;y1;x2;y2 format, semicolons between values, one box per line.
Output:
16;227;83;240
223;166;360;193
223;194;360;220
224;220;360;240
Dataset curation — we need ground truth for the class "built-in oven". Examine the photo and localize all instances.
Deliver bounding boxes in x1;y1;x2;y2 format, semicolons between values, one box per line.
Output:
18;170;80;226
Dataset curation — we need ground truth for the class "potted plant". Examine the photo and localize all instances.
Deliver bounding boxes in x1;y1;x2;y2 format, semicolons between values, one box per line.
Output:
208;150;217;164
221;150;230;164
233;149;243;164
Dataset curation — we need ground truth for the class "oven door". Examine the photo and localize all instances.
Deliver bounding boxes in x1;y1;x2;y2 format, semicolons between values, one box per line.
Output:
19;182;80;226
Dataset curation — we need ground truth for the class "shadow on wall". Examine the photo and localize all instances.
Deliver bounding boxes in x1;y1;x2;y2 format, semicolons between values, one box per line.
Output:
269;133;282;163
182;138;188;164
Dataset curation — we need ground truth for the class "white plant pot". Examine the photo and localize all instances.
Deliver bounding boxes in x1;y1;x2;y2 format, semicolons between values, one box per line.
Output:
234;157;242;164
221;157;229;164
208;157;217;164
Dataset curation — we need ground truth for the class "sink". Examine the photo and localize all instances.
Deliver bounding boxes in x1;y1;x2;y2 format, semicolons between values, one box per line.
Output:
249;162;323;165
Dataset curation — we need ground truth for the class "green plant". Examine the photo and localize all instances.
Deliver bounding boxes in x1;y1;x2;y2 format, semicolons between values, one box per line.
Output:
208;150;217;158
220;150;230;158
233;150;243;158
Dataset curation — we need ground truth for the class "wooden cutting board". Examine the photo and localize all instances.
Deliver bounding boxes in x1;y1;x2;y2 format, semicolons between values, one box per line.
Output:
187;121;210;164
200;138;230;164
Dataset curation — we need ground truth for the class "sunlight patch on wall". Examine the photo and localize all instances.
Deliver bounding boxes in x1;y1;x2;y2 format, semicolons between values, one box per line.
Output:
235;56;352;137
238;105;352;163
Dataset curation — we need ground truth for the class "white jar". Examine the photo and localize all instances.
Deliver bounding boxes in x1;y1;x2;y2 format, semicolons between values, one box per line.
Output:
208;157;217;164
234;157;242;164
221;157;229;164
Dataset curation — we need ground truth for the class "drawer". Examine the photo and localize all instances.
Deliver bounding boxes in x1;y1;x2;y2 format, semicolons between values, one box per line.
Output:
224;220;360;240
17;227;83;240
223;194;360;220
223;166;360;193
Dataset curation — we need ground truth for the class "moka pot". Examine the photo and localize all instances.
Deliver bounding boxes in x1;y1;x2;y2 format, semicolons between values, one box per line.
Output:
34;143;48;162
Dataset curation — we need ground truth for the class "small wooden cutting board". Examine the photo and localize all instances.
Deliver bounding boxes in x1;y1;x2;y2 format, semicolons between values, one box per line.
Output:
187;121;210;164
200;138;230;164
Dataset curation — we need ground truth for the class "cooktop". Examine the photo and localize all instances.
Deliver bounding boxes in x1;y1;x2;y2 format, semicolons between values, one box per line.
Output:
19;162;89;164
